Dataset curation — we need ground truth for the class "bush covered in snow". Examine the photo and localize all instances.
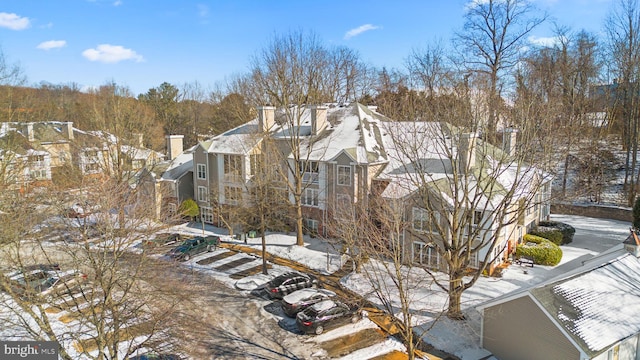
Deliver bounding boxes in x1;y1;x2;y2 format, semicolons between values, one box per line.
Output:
516;234;563;266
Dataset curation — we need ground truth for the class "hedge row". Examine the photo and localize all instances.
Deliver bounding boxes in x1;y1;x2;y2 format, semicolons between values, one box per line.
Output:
537;221;575;245
516;234;563;266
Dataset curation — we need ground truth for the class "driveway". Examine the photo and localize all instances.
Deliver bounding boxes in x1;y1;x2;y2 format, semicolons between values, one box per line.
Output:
550;214;631;253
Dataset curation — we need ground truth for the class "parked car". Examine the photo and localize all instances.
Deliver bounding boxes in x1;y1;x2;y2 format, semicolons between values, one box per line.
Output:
264;272;317;299
10;269;88;300
3;269;50;295
165;235;220;261
38;270;89;298
281;288;336;317
296;299;361;335
142;233;182;248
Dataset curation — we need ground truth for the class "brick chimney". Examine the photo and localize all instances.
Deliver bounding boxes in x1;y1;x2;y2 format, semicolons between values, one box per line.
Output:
166;135;184;160
257;106;276;133
25;123;34;142
133;133;144;148
502;127;517;157
459;133;477;173
62;122;74;140
311;105;328;135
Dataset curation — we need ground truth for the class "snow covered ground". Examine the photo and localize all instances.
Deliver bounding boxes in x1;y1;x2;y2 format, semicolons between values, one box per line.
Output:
1;213;630;360
207;213;632;360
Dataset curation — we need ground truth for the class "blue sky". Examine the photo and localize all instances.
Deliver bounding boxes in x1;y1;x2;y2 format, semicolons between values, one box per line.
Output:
0;0;614;96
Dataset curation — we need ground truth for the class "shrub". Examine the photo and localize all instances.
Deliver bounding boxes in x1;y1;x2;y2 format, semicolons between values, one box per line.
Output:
529;227;563;245
515;234;563;266
537;220;575;245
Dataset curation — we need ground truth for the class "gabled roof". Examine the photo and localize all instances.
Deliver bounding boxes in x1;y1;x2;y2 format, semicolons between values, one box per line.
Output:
297;103;388;164
376;121;545;206
31;122;69;143
204;119;264;155
479;249;640;358
160;145;195;181
0;129;37;155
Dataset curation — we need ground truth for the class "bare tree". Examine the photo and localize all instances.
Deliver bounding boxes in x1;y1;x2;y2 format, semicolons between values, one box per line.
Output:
605;0;640;205
246;31;363;245
0;177;193;359
378;116;549;320
514;28;601;200
0;46;26;86
328;194;438;360
454;0;546;137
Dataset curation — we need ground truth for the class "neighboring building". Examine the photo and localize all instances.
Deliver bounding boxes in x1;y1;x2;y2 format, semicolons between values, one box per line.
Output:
139;135;194;221
0;123;53;191
180;103;551;272
478;233;640;360
374;122;551;273
0;121;162;189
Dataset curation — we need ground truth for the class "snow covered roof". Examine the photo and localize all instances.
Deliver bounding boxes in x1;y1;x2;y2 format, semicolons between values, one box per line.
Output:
531;251;640;356
480;249;640;358
160;145;195;181
204;119;265;155
376;121;545;205
311;299;338;313
296;103;388;164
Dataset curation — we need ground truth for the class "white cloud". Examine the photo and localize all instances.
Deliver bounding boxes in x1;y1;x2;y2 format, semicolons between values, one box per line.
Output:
528;35;564;47
113;0;122;6
344;24;381;40
82;44;144;63
0;12;30;30
37;40;67;50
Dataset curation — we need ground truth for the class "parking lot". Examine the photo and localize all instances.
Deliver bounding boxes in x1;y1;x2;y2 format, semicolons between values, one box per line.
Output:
0;229;405;360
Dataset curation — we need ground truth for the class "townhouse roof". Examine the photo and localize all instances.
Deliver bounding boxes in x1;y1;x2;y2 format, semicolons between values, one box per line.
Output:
121;145;164;161
30;122;70;143
160;145;195;181
478;248;640;358
297;103;388;164
0;129;38;155
376;121;545;206
204;119;264;155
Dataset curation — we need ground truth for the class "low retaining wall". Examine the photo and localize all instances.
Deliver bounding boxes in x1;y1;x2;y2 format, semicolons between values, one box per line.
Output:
551;203;632;222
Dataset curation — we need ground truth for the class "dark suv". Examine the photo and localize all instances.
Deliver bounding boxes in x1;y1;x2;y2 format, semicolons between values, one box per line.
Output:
165;235;220;261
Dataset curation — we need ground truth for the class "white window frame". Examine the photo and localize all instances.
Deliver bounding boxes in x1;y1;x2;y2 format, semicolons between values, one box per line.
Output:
413;241;439;268
465;210;484;237
197;186;208;202
201;206;213;224
302;188;319;207
224;186;241;205
305;218;319;232
300;160;319;184
412;207;440;233
337;165;351;186
224;154;242;182
197;163;207;180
